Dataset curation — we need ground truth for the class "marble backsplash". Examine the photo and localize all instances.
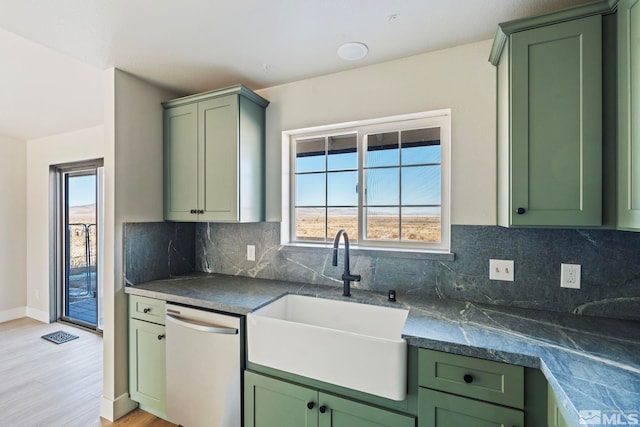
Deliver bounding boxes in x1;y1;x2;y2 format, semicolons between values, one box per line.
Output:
195;223;640;321
124;222;195;285
123;221;640;321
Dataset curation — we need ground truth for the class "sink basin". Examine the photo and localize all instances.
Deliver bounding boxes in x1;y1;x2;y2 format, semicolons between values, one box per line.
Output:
247;294;408;400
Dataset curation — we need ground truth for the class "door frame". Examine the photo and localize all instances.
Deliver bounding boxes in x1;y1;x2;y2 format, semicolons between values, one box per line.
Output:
50;158;104;331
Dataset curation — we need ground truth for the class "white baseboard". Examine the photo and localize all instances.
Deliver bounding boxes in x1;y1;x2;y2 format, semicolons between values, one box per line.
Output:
0;306;27;323
100;393;138;422
26;307;49;323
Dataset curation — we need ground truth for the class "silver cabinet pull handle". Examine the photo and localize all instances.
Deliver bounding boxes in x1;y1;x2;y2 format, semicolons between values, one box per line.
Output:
166;313;238;335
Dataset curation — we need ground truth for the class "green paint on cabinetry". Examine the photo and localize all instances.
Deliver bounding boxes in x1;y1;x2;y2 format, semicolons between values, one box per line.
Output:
245;371;318;427
547;383;571;427
244;371;415;427
163;85;268;223
418;388;524;427
617;0;640;230
164;103;198;220
495;12;604;227
128;295;167;419
418;348;524;409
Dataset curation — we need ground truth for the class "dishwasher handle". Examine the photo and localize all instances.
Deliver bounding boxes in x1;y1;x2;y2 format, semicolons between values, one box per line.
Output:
166;313;239;335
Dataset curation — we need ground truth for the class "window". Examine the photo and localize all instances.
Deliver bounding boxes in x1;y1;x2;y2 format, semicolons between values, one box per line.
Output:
282;111;450;252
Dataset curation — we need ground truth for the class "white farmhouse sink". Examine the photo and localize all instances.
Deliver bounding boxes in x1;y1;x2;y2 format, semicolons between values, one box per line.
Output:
247;294;409;401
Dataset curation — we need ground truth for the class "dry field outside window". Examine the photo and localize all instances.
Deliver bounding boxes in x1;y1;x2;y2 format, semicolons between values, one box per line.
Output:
296;212;441;243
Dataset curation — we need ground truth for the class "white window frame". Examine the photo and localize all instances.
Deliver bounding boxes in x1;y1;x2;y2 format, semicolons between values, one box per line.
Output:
281;109;451;253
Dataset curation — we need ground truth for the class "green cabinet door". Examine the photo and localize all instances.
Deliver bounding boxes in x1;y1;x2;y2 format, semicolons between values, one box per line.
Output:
245;371;415;427
418;388;524;427
164;103;198;221
163;85;267;223
507;15;602;227
245;371;318;427
199;94;240;222
618;0;640;230
318;393;415;427
129;318;166;418
547;384;571;427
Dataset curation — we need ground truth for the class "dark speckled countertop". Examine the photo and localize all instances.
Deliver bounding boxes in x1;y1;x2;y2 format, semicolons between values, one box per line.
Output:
125;272;640;427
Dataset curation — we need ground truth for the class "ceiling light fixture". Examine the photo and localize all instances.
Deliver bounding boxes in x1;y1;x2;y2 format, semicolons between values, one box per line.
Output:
337;42;369;61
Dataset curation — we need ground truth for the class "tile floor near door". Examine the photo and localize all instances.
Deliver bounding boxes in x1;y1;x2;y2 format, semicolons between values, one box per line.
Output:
0;317;175;427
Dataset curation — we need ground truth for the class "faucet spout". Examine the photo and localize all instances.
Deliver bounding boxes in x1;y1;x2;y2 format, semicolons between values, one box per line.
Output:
332;229;361;297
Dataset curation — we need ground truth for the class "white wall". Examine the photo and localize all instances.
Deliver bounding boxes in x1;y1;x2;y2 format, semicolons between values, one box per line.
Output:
25;126;104;322
101;68;179;421
257;39;496;226
0;134;27;322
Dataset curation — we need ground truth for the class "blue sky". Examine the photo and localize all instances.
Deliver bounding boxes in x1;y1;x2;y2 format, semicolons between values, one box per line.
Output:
67;174;96;207
295;143;441;210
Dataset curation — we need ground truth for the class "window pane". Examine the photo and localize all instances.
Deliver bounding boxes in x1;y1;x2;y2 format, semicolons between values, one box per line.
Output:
328;171;357;206
296;138;325;173
401;128;440;165
401;165;441;205
366;132;399;167
328;134;357;171
328;208;358;242
365;207;399;241
296;173;325;206
295;208;326;241
402;207;441;243
366;168;399;206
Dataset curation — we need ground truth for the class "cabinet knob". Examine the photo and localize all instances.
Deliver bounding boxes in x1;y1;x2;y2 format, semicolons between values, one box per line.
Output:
143;308;151;313
190;209;197;214
463;374;473;384
306;402;314;410
157;334;165;340
198;209;204;214
319;405;327;414
516;207;526;215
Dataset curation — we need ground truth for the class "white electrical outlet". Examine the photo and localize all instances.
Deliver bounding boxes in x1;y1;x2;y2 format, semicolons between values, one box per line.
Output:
489;259;514;281
561;263;581;289
247;245;256;261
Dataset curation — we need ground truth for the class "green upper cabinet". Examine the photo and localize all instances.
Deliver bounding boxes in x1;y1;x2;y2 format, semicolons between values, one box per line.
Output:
491;3;610;227
163;85;269;222
617;0;640;229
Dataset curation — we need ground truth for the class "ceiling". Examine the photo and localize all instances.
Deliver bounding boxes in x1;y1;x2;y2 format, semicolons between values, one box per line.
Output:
0;0;594;141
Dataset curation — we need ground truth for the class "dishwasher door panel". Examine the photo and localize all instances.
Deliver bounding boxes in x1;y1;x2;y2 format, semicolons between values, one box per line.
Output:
165;304;241;427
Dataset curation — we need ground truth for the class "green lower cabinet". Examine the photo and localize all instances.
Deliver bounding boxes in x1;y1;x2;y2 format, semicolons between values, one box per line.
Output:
129;318;166;418
418;388;524;427
245;371;318;427
245;371;415;427
319;393;414;427
547;384;570;427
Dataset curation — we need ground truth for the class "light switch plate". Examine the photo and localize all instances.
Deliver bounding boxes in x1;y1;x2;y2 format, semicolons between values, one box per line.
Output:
489;259;514;281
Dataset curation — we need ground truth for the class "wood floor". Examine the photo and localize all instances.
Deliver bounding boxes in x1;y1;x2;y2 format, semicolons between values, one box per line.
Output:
0;317;175;427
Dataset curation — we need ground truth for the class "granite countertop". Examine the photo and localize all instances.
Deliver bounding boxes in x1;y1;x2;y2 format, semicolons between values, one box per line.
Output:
125;272;640;426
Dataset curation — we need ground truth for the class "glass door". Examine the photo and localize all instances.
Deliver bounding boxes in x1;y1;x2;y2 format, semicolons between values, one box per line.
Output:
54;161;103;330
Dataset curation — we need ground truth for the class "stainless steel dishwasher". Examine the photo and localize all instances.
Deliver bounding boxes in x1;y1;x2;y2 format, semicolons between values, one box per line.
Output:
165;303;242;427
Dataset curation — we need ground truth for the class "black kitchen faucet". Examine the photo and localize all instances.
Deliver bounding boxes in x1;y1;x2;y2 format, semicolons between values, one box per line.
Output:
332;229;361;297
